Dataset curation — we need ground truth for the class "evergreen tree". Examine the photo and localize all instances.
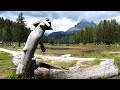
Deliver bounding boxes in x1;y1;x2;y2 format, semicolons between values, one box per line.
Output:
16;12;27;47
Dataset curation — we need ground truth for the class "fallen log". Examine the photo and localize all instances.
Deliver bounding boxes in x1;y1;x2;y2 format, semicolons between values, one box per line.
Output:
33;59;119;79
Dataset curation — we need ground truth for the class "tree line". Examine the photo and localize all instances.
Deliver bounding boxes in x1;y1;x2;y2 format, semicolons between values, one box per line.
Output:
45;19;120;45
0;12;31;47
0;14;120;46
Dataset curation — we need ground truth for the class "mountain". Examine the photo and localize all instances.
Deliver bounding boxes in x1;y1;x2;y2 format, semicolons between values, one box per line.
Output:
65;27;80;34
47;31;69;39
48;20;96;39
66;20;96;34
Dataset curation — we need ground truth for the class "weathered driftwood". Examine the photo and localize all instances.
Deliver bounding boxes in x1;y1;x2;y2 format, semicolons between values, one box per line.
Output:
34;59;119;79
14;18;52;77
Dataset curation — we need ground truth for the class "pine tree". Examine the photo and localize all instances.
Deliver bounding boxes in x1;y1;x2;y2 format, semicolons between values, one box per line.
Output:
16;12;27;47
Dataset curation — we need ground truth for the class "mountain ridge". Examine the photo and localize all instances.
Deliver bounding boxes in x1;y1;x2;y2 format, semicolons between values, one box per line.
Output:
48;20;97;39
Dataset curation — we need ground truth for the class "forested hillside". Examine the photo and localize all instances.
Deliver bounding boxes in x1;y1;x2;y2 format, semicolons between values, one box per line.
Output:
45;19;120;45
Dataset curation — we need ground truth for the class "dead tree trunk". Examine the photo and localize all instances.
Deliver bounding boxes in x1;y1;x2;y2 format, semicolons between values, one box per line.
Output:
14;18;52;78
16;27;44;78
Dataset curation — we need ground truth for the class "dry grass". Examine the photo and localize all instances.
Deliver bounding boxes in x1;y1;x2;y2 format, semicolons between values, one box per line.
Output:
35;44;120;57
79;59;102;68
39;59;78;69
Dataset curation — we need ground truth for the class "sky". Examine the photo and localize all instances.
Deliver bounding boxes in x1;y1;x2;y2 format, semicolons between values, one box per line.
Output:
0;11;120;35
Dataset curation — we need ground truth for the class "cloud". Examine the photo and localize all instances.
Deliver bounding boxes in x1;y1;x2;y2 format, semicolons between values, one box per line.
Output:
76;11;120;24
25;16;43;30
107;16;120;23
1;11;120;35
45;18;78;34
114;16;120;22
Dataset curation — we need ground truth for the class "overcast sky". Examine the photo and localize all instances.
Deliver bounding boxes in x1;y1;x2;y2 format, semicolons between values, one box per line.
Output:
0;11;120;34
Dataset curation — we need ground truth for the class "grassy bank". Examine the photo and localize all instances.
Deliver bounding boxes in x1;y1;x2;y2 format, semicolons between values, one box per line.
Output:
0;51;17;79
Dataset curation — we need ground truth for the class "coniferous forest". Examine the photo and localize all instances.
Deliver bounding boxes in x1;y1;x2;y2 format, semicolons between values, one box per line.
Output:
44;19;120;45
0;12;31;47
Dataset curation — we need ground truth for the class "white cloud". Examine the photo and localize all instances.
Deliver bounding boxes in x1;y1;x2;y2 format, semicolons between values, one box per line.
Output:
25;16;41;30
0;15;7;19
113;16;120;22
106;15;120;24
45;18;78;34
25;16;79;35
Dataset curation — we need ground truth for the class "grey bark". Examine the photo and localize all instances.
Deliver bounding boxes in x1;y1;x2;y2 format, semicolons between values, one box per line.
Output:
34;59;119;79
16;26;44;77
14;18;52;78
